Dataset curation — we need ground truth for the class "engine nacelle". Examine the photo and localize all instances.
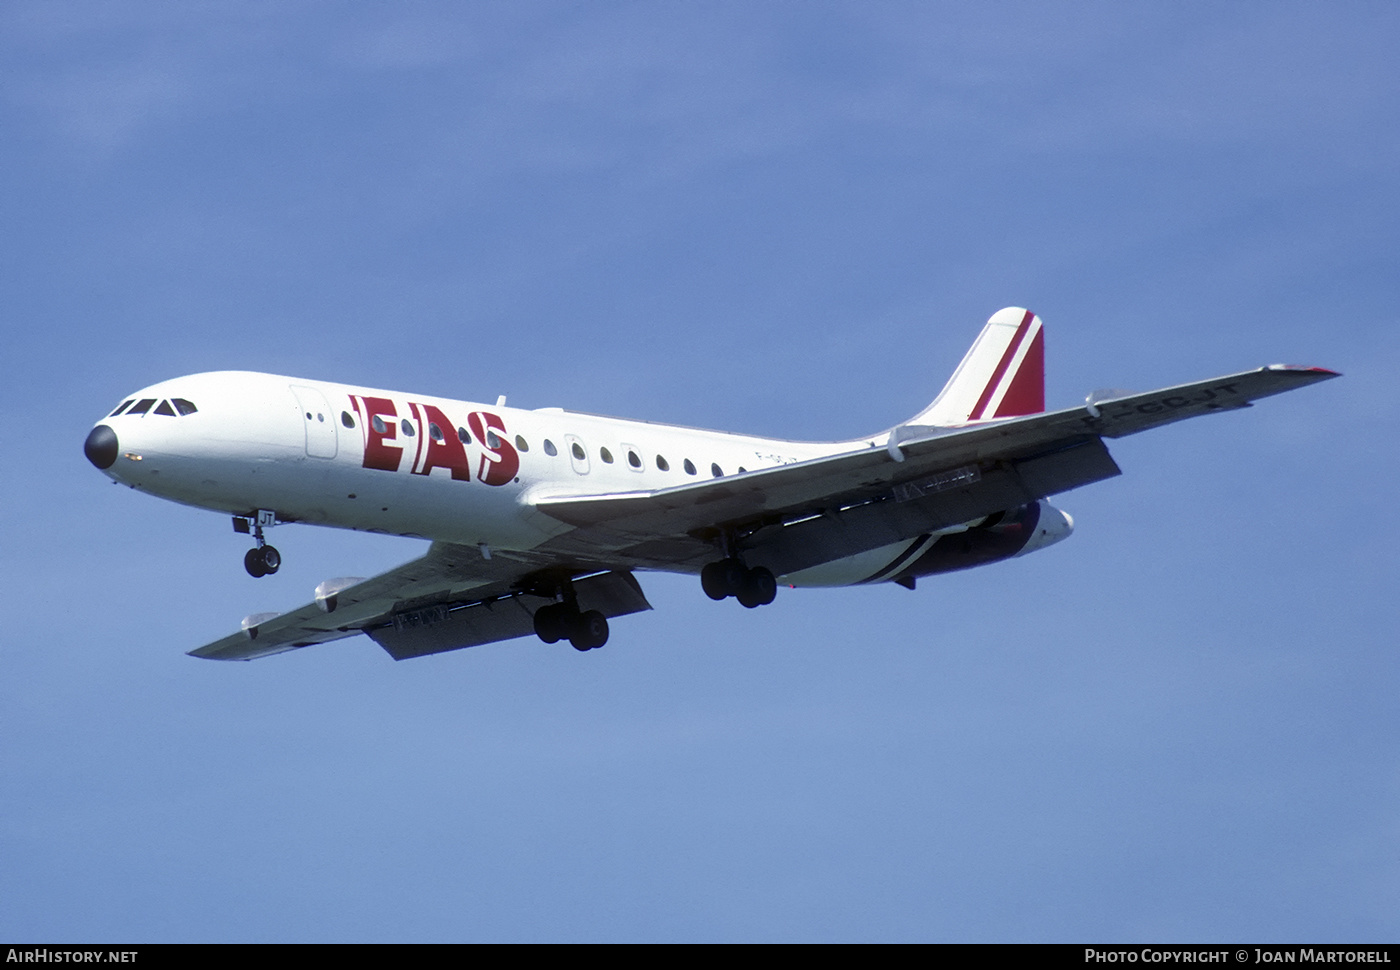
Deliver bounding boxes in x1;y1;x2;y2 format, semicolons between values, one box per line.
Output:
778;501;1073;588
895;501;1073;582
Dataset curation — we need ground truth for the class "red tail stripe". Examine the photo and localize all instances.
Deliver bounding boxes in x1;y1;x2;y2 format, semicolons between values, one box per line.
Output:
968;309;1036;420
992;326;1045;417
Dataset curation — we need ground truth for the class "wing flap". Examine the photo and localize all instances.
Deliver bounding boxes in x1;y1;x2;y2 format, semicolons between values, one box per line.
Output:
367;570;652;660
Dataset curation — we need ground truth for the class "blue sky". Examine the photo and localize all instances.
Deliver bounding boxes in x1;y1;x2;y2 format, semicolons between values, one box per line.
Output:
3;2;1397;942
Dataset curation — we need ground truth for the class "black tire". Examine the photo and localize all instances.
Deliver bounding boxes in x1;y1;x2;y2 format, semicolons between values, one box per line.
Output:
701;561;729;600
570;610;609;650
702;558;748;600
259;545;281;574
533;604;566;644
748;566;777;606
244;547;267;578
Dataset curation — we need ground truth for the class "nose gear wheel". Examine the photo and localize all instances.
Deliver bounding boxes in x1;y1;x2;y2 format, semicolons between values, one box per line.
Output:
244;545;281;578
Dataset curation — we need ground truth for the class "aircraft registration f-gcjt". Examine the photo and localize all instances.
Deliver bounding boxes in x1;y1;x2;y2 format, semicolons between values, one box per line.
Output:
83;308;1337;660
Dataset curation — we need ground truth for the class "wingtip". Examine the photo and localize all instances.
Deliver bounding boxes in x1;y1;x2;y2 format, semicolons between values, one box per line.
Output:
1264;364;1342;379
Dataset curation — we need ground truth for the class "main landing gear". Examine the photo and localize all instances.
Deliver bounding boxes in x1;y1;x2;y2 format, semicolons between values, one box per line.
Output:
533;602;609;651
528;575;608;651
234;512;281;578
701;557;777;608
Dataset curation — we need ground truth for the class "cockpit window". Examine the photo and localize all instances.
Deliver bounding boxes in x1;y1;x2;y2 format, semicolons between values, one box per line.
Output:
154;400;177;416
127;399;156;416
172;398;198;416
109;400;134;417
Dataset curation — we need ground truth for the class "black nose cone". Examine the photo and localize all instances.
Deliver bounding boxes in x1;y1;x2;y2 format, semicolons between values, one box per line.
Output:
85;424;119;470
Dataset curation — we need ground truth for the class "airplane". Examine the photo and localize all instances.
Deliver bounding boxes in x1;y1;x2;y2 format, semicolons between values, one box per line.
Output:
83;307;1337;661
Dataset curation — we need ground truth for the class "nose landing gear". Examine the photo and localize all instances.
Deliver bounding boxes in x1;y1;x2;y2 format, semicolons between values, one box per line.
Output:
234;511;281;578
243;544;281;578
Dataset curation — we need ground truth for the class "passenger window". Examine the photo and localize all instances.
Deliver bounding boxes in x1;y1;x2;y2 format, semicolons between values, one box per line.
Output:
515;435;529;452
656;455;669;471
372;415;387;434
109;400;134;417
429;423;444;442
571;442;586;461
544;439;558;457
172;399;197;416
401;418;415;436
457;427;470;443
683;459;696;475
487;431;501;449
599;447;614;464
711;463;723;477
341;411;356;429
627;450;642;469
128;399;156;416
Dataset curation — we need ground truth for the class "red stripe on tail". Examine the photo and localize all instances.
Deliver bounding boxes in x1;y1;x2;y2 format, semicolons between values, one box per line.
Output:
968;309;1037;420
992;324;1044;417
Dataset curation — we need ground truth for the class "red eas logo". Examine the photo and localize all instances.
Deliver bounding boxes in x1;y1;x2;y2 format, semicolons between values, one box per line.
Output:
348;396;520;486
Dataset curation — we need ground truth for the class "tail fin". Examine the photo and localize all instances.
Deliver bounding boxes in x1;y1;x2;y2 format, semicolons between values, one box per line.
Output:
912;307;1045;425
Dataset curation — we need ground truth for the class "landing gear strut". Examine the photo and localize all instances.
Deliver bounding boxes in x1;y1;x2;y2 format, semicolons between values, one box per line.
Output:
235;512;281;578
531;579;609;650
701;557;777;608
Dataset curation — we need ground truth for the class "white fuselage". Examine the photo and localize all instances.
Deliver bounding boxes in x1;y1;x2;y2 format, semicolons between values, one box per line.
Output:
88;370;1071;587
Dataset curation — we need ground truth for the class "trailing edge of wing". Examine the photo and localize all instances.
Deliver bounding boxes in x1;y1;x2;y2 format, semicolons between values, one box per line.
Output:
532;364;1338;537
367;571;651;660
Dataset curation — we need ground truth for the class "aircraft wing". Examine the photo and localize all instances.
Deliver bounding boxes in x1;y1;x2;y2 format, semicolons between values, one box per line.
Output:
188;544;651;661
533;365;1338;542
